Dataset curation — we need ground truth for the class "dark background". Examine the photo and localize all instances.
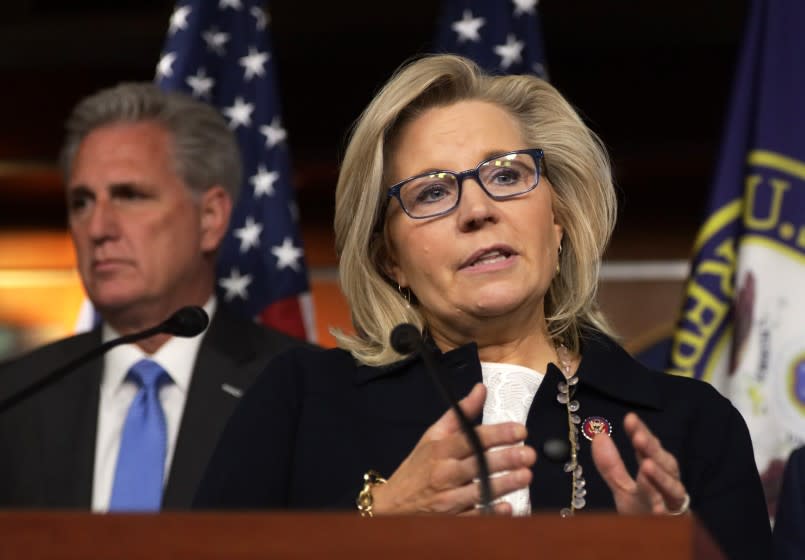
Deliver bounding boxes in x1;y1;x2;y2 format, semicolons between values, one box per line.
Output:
0;0;749;259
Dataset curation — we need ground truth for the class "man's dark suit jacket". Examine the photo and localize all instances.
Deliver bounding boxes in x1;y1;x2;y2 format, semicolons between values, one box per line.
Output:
195;329;771;560
773;445;805;560
0;305;301;509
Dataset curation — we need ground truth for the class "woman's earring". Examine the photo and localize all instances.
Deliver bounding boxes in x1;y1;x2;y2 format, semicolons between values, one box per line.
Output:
397;284;412;308
556;245;562;275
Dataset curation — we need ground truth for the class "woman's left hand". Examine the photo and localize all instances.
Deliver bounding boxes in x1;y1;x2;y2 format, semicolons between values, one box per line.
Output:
591;412;690;515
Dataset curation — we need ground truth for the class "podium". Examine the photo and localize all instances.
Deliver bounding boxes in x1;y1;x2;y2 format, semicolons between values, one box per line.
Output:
0;511;724;559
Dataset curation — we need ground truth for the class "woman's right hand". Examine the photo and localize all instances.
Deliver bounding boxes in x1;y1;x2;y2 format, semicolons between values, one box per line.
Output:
371;383;537;515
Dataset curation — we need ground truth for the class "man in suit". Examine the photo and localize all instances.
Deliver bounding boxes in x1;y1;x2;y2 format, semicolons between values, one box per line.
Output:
773;446;805;559
0;83;302;511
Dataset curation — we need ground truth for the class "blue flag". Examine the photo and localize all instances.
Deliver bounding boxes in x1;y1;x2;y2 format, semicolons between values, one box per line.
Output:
668;0;805;513
435;0;547;78
155;0;313;340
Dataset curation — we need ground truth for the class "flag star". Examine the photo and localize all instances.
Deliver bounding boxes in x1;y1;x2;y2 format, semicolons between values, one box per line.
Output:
239;46;270;81
271;237;303;272
186;67;215;98
219;0;243;10
494;34;524;69
202;27;230;56
259;117;287;148
251;6;269;30
452;10;485;43
222;97;254;129
250;165;279;197
512;0;539;16
234;216;263;253
219;268;252;301
169;5;192;35
156;52;176;79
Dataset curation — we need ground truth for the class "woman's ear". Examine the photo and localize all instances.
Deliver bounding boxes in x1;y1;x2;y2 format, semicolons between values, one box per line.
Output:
555;224;564;253
375;232;407;287
551;205;565;281
551;197;564;252
388;262;408;288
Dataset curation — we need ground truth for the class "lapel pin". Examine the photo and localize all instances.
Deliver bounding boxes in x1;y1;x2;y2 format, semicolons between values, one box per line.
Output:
581;416;612;441
221;383;243;398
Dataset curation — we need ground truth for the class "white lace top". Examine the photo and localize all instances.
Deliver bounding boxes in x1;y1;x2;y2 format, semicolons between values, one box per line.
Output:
480;361;544;516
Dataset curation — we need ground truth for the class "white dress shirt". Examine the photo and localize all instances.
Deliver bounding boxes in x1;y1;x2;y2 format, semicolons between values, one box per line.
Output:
91;298;216;512
481;361;544;516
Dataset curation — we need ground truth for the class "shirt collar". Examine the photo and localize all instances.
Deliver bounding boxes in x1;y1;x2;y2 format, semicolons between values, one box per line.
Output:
101;297;217;395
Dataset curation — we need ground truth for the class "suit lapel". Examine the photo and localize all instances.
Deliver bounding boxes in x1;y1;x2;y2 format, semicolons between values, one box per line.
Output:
38;332;103;508
162;309;257;508
525;363;578;508
353;343;484;429
440;345;484;421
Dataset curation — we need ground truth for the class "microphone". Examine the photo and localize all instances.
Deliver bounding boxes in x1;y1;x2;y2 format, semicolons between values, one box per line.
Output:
158;305;210;337
390;323;494;515
390;324;573;513
0;306;209;414
542;438;570;464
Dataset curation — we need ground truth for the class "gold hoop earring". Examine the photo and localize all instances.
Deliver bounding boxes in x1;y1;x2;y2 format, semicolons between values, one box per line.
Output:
397;284;412;308
556;245;562;275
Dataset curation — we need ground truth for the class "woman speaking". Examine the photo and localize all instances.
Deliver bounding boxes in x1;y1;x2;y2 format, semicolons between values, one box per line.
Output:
195;54;770;560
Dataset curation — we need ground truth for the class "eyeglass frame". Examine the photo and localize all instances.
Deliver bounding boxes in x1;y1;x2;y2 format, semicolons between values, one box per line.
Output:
384;148;545;220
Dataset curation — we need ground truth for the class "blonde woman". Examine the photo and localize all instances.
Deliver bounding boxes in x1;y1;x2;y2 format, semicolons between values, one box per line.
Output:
196;55;769;560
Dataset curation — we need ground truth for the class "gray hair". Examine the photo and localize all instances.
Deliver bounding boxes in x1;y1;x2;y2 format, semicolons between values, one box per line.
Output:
60;82;241;200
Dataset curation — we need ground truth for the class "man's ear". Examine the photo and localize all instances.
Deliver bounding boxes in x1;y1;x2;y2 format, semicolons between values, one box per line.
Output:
199;185;232;253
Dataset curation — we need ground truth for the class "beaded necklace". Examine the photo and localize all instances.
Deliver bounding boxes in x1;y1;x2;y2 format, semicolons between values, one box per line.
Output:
555;344;586;517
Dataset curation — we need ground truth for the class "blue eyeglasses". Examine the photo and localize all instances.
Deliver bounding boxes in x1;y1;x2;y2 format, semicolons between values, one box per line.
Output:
386;148;544;219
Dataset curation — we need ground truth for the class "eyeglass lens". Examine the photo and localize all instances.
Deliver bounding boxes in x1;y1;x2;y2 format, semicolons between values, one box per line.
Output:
398;152;538;218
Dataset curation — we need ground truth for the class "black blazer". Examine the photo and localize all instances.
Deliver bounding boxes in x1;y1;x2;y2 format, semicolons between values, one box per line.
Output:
0;305;301;509
773;446;805;560
195;329;770;560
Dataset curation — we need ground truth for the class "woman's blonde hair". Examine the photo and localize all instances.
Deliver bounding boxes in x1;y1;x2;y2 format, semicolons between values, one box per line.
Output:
334;54;617;366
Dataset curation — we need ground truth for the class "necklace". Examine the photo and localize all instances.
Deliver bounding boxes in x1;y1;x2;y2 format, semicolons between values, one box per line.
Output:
555;344;586;517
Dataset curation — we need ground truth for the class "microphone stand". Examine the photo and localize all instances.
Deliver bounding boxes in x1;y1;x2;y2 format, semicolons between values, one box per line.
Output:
392;324;494;515
0;307;208;414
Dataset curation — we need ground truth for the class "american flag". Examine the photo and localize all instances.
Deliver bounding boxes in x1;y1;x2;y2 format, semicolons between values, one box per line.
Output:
435;0;548;79
155;0;314;340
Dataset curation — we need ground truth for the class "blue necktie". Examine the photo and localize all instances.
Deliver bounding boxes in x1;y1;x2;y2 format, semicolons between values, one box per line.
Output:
108;359;171;512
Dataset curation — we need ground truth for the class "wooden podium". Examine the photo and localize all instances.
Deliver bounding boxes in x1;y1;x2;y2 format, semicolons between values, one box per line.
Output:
0;512;724;559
